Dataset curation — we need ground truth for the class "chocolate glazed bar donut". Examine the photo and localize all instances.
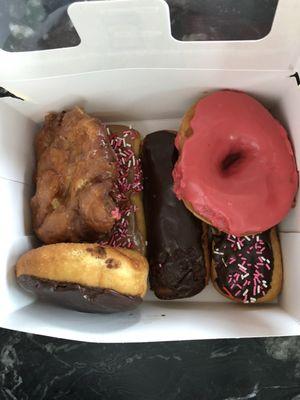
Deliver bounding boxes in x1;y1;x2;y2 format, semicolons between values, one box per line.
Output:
142;131;209;300
210;228;283;303
99;125;146;254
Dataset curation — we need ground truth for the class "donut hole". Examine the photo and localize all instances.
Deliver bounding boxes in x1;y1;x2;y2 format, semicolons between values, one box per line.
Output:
220;151;244;175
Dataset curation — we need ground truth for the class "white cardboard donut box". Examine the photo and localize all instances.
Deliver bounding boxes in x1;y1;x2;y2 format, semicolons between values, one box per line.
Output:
1;0;300;343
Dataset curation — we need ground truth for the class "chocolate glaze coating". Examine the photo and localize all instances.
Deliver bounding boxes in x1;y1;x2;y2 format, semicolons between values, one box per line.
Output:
212;230;274;303
142;131;207;300
99;125;145;254
18;275;142;313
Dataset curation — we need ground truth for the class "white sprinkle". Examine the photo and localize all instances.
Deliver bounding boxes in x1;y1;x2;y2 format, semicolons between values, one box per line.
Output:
257;286;261;294
241;273;249;280
262;282;268;288
106;127;111;135
232;235;236;239
250;297;257;303
261;256;266;261
237;242;241;250
238;263;247;271
245;236;251;241
256;236;260;242
266;259;270;264
214;250;224;255
222;258;227;267
243;289;249;296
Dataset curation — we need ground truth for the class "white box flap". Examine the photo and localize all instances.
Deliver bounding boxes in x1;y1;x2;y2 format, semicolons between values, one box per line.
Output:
0;0;300;83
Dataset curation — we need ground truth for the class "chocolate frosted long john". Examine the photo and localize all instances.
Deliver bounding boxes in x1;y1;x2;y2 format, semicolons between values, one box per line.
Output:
142;131;208;299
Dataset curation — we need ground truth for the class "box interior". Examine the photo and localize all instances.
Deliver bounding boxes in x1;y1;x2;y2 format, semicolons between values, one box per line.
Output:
1;0;300;342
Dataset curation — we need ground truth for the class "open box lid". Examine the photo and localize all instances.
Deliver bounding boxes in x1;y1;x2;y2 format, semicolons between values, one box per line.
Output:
0;0;300;83
1;0;300;343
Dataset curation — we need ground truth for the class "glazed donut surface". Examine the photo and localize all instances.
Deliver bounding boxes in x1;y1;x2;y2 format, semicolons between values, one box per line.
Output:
173;90;298;236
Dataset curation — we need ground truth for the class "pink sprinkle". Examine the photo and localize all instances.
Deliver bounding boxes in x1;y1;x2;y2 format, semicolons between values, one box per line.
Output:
237;240;244;250
227;237;235;243
253;285;257;297
265;264;271;270
111;208;121;220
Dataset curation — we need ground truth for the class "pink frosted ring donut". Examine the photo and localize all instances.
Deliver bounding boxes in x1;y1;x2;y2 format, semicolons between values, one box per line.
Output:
173;90;298;236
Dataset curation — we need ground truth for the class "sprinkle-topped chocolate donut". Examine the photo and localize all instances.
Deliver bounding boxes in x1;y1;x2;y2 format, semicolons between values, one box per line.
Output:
211;229;282;303
99;125;145;254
